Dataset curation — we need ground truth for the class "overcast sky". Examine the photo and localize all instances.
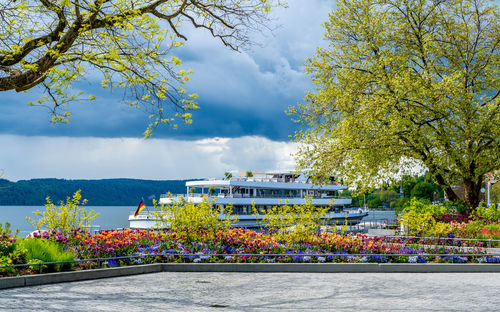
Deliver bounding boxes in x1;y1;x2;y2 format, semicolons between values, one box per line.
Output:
0;0;333;181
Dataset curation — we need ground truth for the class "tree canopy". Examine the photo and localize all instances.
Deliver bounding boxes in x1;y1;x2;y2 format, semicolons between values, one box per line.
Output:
289;0;500;213
0;0;282;136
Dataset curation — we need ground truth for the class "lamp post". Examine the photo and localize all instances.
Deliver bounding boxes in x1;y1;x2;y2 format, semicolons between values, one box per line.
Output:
487;172;492;206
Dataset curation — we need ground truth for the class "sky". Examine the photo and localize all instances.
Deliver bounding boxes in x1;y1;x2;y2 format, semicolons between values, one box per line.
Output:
0;0;333;181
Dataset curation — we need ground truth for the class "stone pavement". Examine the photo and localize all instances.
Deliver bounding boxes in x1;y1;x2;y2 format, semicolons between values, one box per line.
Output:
0;272;499;311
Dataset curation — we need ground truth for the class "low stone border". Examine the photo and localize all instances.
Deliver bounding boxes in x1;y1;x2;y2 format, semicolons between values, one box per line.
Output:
0;264;162;290
1;263;499;290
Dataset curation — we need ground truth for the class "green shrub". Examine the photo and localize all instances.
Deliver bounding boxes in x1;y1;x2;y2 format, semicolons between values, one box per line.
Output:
442;200;467;215
410;181;436;201
471;204;500;223
256;197;330;244
0;222;27;276
399;198;449;236
0;222;19;237
153;196;237;243
26;190;99;235
402;198;447;216
19;239;75;272
390;197;409;212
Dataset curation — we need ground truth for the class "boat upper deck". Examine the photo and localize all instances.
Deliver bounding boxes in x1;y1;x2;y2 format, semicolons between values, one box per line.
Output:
185;177;347;191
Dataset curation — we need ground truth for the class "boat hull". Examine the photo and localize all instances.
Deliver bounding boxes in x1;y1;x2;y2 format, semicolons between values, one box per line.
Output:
128;212;368;229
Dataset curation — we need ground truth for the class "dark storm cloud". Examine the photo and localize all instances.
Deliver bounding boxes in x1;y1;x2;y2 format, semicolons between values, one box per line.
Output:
0;0;331;142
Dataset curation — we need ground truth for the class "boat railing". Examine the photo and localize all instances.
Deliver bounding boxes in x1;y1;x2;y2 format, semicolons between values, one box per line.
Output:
227;177;313;183
185;193;352;199
160;194;186;199
161;193;352;200
129;211;158;220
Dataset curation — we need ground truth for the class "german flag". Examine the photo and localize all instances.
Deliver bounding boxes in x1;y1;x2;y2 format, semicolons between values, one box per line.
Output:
134;200;146;217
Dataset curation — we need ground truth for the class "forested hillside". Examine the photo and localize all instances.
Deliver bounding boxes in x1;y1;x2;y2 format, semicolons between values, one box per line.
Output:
0;179;190;206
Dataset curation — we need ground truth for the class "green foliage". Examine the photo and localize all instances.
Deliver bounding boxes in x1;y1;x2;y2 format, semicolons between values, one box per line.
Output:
442;200;468;215
18;239;75;272
0;1;282;137
399;210;435;237
410;182;436;202
0;222;19;237
471;205;500;223
290;0;500;212
245;171;254;177
256;198;330;244
367;197;382;209
0;248;28;276
26;190;99;235
379;190;399;204
402;198;447;216
224;172;233;180
390;198;409;212
0;178;187;205
399;198;450;236
153;197;237;242
490;182;500;204
0;222;27;276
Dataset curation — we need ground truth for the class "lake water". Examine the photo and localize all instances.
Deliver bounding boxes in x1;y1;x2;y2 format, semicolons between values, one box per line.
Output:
0;206;134;236
0;206;396;237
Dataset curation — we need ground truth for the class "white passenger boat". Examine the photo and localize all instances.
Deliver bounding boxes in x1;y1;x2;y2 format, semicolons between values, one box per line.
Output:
129;172;368;229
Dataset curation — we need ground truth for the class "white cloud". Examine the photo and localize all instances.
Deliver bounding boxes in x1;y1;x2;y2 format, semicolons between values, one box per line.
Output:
0;135;297;181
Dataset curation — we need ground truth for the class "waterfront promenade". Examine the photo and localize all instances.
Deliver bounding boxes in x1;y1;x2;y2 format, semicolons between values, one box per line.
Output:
1;272;499;311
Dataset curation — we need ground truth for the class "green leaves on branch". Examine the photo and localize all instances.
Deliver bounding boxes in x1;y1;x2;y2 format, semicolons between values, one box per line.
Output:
152;196;237;243
254;197;330;244
26;190;99;235
290;0;500;211
0;0;284;136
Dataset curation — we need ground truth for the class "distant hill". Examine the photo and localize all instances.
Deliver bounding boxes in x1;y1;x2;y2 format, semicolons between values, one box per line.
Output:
0;178;191;206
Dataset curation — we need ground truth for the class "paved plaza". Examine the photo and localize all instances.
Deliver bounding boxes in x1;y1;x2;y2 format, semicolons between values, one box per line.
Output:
0;272;499;311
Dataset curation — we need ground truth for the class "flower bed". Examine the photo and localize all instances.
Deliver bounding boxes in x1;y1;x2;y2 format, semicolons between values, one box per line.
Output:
2;227;498;277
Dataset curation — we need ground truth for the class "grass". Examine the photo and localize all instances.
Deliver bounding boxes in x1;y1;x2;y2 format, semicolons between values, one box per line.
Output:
19;238;76;272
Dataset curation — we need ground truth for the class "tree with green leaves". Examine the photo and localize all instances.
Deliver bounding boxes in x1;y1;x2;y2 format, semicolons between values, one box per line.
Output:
0;0;282;136
411;181;436;202
289;0;500;214
26;190;98;234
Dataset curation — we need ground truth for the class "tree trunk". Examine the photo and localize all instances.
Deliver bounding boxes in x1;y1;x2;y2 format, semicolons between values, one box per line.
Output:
432;171;460;202
462;177;483;215
443;186;460;203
